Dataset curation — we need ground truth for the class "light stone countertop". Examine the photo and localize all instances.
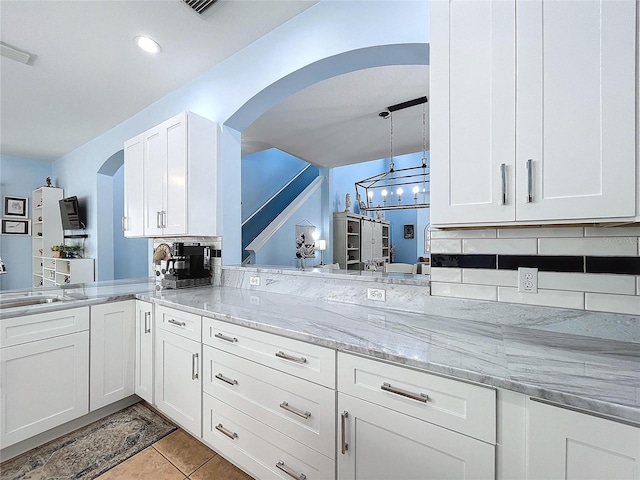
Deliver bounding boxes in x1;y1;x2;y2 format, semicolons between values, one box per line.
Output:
2;276;638;423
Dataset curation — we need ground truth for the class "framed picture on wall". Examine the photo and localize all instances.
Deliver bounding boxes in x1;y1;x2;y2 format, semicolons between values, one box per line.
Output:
1;219;31;235
3;196;28;218
403;224;414;239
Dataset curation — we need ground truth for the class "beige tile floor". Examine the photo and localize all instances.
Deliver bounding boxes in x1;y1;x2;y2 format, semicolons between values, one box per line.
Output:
96;429;253;480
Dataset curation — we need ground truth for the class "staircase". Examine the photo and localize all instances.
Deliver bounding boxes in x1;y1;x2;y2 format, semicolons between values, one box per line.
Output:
242;164;319;263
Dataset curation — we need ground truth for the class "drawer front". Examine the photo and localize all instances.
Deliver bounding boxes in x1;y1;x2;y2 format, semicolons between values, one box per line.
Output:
202;316;335;387
203;346;335;458
156;305;201;341
203;394;335;480
1;307;90;348
338;352;496;444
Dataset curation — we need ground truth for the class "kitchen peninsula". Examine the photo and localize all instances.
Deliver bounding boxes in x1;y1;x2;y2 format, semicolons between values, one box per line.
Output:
1;267;639;478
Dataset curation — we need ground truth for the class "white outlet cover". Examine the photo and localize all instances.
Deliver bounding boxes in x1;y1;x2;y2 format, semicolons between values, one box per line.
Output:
518;267;538;293
367;288;386;302
249;276;260;286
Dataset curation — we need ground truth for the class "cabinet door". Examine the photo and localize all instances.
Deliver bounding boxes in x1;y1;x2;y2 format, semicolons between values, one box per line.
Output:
155;328;201;437
135;301;153;404
0;331;89;447
143;125;165;236
123;134;145;237
430;0;516;225
163;112;188;236
90;301;135;411
337;393;495;480
527;400;640;480
516;0;636;221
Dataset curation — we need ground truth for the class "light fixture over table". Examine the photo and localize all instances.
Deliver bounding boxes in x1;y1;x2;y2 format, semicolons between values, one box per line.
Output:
355;96;429;212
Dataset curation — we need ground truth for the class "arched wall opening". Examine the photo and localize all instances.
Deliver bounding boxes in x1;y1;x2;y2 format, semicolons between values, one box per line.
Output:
220;43;429;264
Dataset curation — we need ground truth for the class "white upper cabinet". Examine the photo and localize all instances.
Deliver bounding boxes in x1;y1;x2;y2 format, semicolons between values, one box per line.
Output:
124;111;218;237
430;0;516;225
515;0;637;221
123;134;144;237
431;0;638;226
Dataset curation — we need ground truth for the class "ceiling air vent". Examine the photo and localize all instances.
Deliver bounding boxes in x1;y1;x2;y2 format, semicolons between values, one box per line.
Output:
182;0;217;15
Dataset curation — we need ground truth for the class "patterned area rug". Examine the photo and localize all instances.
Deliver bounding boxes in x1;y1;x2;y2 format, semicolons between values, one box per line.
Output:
0;402;177;480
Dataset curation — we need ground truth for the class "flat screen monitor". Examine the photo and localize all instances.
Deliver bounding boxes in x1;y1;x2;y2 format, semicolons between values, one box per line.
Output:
59;196;85;230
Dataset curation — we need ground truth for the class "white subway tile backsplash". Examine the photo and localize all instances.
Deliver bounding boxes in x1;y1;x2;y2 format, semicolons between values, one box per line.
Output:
538;237;638;256
430;229;497;239
584;226;640;237
498;287;584;310
431;282;497;301
585;293;640;315
538;272;636;295
462;238;537;255
497;227;584;238
462;269;518;287
430;267;462;283
430;239;462;254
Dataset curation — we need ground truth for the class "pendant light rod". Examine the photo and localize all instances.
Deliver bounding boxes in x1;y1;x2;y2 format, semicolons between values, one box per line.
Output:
387;96;428;113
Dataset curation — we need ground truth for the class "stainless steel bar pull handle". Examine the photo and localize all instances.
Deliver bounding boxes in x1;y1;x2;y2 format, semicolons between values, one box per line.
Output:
215;424;237;440
214;332;238;343
144;311;151;334
192;353;199;380
341;411;349;454
526;159;533;203
162;211;167;228
215;373;238;386
168;318;186;327
381;382;428;403
500;163;507;205
280;401;311;419
276;461;307;480
275;351;307;364
121;217;126;232
156;211;162;229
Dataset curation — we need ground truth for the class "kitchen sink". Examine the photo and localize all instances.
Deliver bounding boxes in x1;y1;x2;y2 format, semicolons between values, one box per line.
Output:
0;296;62;309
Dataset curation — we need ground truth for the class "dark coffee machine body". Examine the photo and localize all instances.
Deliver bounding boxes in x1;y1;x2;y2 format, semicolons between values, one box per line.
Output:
161;242;212;289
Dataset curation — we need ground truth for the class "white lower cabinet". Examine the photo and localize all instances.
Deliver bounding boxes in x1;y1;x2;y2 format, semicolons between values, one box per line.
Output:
337;393;495;480
201;316;336;479
90;301;135;411
0;307;90;448
134;300;153;404
337;353;496;480
527;400;640;479
155;320;201;437
203;394;334;480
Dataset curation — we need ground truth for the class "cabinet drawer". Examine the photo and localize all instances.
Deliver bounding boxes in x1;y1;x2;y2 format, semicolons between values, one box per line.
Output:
1;307;89;348
156;305;201;341
203;345;335;458
203;394;335;480
202;316;335;387
338;352;496;444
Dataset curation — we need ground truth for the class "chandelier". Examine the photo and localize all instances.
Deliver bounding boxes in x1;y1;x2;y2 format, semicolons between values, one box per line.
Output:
355;96;429;212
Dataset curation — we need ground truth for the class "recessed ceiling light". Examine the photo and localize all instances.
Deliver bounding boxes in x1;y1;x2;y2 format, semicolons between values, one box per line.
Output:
135;36;161;54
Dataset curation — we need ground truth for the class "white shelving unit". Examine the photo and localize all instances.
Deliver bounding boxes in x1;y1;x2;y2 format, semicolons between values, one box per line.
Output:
334;213;390;270
32;187;63;288
42;258;95;286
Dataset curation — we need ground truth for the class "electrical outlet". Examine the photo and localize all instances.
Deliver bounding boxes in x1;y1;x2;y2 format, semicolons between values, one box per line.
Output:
249;276;260;286
367;288;386;302
518;267;538;293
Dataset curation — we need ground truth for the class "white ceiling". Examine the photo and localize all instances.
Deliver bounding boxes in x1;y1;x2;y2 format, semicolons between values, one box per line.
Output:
1;0;428;168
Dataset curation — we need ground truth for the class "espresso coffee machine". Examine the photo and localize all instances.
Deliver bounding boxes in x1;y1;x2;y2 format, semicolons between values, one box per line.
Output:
158;242;212;289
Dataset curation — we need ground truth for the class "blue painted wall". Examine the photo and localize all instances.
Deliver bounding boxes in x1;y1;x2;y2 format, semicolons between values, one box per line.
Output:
242;149;310;222
0;155;53;290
